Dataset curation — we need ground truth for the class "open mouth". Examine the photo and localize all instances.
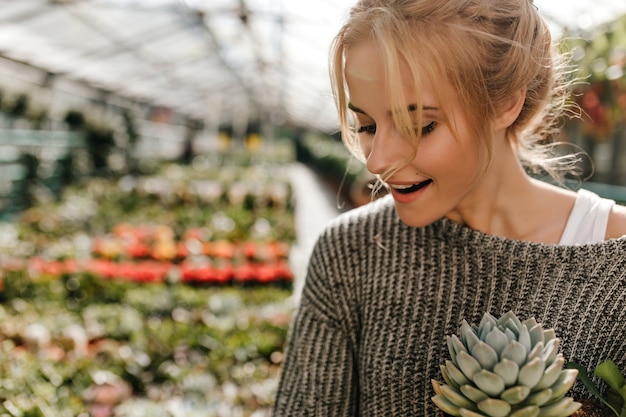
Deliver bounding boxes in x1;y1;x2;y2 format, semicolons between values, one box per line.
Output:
389;179;432;195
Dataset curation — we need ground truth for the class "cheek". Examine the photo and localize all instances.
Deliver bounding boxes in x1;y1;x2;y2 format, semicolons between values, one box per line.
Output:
417;134;482;177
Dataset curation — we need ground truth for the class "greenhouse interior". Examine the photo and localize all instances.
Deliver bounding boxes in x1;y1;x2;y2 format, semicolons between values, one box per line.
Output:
0;0;625;416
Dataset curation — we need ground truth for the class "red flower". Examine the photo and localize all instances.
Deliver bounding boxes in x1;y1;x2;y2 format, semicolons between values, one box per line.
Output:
181;263;217;283
242;242;258;259
234;262;258;283
127;242;151;259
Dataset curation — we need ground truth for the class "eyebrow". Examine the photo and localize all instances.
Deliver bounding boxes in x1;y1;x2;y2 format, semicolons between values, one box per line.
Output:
348;102;439;115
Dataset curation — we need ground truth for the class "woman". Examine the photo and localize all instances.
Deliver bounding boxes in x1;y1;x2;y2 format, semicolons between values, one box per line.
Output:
273;0;626;415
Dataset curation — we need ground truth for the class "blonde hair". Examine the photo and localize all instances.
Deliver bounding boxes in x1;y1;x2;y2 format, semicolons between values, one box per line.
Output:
330;0;580;183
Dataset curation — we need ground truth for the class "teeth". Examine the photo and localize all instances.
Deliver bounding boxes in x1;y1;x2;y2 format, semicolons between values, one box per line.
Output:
389;183;417;190
387;179;433;193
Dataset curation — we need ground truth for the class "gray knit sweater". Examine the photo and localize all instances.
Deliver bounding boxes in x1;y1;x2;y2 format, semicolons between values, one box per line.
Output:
273;195;626;416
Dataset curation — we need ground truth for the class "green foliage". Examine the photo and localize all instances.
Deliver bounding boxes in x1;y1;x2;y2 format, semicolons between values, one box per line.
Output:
64;109;86;130
559;14;626;142
568;360;626;416
0;273;292;415
0;154;297;414
6;93;29;118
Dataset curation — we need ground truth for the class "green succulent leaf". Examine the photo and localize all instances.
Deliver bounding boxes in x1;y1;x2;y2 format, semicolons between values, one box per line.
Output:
536;397;581;417
442;364;460;389
518;356;546;388
504;328;518;343
535;355;565;390
473;369;506;397
479;313;497;340
498;311;523;336
462;320;481;351
501;341;528;366
458;350;483;379
523;388;553;407
494;358;520;387
460;409;489;417
527;323;544;348
478;398;512;417
472;341;499;371
548;369;578;402
461;384;490;403
452;334;469;356
509;405;540;417
485;328;509;357
527;341;544;362
542;329;556;345
518;326;532;355
523;317;539;331
441;383;478;410
542;339;560;365
500;385;531;405
446;360;472;386
432;379;444;396
432;394;462;416
448;336;459;363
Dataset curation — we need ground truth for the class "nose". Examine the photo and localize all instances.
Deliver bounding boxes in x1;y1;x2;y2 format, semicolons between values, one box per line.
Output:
363;127;413;175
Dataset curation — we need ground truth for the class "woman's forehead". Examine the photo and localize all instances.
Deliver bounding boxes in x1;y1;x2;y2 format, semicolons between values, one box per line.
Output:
344;40;385;81
345;40;441;108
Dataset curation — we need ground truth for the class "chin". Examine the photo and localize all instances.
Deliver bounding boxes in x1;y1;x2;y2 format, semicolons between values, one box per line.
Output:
394;206;441;229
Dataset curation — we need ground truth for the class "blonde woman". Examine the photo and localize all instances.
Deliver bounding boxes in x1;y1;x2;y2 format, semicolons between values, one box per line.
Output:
273;0;626;415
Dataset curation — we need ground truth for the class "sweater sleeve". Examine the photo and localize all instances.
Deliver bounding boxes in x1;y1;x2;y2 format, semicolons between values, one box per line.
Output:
272;231;359;416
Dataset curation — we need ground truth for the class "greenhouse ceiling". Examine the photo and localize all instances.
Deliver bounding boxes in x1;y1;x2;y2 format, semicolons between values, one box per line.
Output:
0;0;625;134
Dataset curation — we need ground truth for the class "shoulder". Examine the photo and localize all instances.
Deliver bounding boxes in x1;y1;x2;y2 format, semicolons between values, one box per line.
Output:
309;196;408;271
607;203;626;240
322;195;397;236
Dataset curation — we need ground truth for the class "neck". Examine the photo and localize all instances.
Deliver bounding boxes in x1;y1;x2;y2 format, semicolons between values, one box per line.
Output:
444;140;573;243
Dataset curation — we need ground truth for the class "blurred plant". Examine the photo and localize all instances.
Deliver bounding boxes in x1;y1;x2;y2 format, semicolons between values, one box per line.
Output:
64;109;86;130
296;131;385;208
0;149;297;415
560;14;626;142
6;93;29;119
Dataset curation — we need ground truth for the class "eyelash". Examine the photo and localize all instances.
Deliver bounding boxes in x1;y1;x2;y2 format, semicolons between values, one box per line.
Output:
357;121;437;137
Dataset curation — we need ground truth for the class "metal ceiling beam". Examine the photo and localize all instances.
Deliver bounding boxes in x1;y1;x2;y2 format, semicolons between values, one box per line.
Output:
0;1;55;25
60;5;215;98
77;18;195;60
191;5;265;121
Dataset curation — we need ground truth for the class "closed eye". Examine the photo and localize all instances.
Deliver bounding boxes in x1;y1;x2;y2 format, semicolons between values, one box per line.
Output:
421;121;437;136
358;121;437;136
357;124;376;135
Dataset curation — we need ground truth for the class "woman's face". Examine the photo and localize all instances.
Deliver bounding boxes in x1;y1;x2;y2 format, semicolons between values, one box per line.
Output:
345;40;492;227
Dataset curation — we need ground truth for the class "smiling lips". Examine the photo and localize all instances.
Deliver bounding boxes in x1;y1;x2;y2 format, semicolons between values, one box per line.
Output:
388;179;433;194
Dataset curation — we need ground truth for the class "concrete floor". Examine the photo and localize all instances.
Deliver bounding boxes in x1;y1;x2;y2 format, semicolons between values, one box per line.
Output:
287;163;342;303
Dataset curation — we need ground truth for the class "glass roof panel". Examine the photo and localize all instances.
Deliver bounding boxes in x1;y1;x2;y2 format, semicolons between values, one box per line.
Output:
0;0;625;133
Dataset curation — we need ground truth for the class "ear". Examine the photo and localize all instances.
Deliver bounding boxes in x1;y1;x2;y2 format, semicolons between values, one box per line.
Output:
494;88;526;130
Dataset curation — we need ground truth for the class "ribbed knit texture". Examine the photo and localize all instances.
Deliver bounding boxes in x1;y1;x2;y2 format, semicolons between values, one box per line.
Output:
273;195;626;416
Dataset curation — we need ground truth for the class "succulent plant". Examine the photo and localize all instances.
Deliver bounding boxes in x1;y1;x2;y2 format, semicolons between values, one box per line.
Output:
432;311;581;417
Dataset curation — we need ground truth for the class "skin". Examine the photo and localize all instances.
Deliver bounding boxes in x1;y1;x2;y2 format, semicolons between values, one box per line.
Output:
345;39;626;243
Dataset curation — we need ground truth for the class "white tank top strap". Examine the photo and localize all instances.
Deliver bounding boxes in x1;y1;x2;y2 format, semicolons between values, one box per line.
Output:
559;188;615;245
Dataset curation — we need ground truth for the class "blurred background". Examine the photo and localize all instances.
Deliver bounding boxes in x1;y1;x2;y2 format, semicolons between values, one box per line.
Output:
0;0;625;416
1;0;626;211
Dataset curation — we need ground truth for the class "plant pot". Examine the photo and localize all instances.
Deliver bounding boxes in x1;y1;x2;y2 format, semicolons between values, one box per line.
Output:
572;399;613;417
440;399;610;417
